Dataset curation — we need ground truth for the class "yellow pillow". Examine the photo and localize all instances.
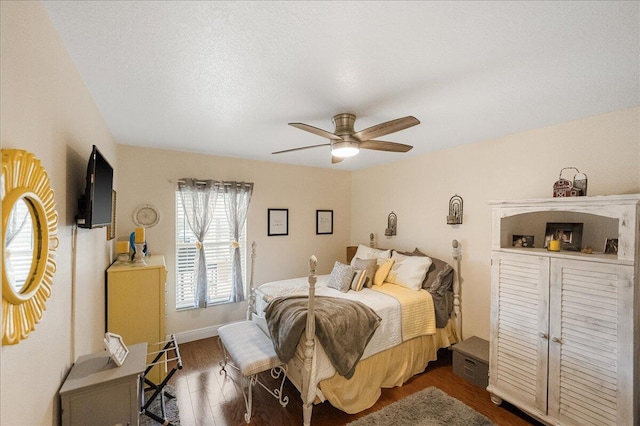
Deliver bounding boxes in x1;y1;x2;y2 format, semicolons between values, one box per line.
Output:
373;259;395;286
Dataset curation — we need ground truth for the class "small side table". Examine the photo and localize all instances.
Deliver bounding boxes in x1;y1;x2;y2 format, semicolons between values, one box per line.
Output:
452;336;489;389
60;342;147;426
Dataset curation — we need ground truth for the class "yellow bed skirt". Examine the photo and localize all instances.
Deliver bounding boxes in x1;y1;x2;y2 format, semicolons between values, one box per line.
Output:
318;319;459;414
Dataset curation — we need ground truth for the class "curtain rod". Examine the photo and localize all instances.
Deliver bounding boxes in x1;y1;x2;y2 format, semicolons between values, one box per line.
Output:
168;179;252;186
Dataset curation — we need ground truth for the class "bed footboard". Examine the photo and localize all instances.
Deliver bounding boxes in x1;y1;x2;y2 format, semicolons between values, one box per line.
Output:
302;255;317;426
247;241;462;425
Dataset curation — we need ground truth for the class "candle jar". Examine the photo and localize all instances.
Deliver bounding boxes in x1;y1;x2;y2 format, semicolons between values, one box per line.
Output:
115;252;130;264
548;239;561;252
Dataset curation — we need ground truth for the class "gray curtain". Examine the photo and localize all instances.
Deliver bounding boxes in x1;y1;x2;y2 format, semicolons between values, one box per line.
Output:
223;181;254;303
177;179;220;308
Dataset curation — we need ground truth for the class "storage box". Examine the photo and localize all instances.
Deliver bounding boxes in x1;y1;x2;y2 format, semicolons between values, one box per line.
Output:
452;336;489;388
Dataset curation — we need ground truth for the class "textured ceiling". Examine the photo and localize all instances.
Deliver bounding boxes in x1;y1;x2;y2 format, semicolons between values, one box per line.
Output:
42;1;639;170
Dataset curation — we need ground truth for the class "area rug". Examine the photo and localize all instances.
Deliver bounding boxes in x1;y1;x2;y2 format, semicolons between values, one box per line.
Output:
140;385;181;426
347;387;494;426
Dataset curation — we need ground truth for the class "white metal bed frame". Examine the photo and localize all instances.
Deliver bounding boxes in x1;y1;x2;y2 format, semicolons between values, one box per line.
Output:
245;240;462;426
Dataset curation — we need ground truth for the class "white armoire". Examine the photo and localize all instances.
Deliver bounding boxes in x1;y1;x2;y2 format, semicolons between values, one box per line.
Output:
487;195;639;426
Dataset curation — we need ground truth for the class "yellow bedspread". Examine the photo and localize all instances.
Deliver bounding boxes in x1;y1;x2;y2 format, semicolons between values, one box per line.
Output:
319;320;458;413
372;282;436;340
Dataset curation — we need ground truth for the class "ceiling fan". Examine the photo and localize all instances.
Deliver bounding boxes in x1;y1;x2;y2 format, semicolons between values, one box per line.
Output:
273;113;420;164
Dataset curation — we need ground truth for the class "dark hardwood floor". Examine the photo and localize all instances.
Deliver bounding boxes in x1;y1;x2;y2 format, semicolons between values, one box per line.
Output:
166;337;542;425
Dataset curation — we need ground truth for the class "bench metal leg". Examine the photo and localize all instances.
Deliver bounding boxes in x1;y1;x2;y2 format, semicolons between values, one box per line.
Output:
218;339;289;423
256;366;289;408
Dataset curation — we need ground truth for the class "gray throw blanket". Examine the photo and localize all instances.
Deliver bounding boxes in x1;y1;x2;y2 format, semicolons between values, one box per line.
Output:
264;296;381;379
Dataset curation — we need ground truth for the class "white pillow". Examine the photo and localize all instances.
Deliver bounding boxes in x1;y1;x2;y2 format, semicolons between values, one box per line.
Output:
350;244;391;266
386;252;432;290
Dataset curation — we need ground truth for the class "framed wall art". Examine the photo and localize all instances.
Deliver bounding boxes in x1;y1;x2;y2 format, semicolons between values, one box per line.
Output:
106;190;116;241
316;210;333;235
268;208;288;236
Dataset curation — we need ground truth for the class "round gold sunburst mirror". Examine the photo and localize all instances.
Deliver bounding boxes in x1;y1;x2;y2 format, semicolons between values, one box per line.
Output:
2;149;58;345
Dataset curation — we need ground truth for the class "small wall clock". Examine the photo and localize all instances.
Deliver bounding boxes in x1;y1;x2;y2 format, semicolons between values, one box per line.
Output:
133;204;160;228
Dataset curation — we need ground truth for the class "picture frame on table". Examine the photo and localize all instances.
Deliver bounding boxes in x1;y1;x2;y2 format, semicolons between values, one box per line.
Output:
268;208;288;236
544;222;583;251
604;238;618;255
316;210;333;235
512;234;534;248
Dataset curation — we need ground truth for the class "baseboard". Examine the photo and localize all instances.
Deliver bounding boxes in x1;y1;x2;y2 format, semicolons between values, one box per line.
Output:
172;325;221;344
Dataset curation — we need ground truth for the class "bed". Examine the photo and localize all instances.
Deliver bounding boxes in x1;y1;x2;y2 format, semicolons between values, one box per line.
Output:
245;241;462;426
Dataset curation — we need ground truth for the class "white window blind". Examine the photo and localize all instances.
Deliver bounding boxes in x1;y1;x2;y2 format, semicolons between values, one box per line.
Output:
5;200;34;292
175;191;246;309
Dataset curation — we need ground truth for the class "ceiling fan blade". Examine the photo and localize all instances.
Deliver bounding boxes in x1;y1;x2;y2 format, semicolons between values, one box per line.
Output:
352;116;420;142
331;155;344;164
289;122;341;140
359;140;413;153
272;143;330;155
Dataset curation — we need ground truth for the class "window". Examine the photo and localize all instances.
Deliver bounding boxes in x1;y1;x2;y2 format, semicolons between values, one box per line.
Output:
175;192;246;309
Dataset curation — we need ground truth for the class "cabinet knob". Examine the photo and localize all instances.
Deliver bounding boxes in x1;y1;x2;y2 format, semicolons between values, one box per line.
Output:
551;336;563;344
538;332;548;339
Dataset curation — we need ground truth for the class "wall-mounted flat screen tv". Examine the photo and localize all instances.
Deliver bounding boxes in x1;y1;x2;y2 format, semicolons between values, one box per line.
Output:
77;145;113;229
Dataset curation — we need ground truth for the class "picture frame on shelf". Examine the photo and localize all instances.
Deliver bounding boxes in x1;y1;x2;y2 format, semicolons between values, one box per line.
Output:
544;222;583;251
316;210;333;235
268;208;288;236
604;238;618;255
512;234;534;248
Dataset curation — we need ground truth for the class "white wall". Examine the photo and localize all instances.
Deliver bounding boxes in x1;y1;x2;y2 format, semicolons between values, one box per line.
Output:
351;107;640;340
1;1;118;425
116;145;351;341
1;3;638;425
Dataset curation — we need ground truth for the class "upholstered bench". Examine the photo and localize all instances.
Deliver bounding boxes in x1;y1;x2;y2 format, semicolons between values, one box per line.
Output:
218;320;289;423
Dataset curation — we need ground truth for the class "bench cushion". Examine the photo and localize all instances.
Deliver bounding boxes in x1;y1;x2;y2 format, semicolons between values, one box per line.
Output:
218;321;282;376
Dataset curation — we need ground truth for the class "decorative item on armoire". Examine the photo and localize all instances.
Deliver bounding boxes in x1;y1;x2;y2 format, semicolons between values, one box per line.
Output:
552;167;587;197
512;235;534;248
385;212;397;236
447;194;463;224
604;238;618;255
544;222;583;251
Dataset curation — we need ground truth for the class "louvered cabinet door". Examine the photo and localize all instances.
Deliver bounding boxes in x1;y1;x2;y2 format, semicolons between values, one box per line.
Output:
548;259;634;426
489;252;550;416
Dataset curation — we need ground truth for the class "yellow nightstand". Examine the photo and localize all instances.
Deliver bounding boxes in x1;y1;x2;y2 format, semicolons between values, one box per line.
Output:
106;255;166;383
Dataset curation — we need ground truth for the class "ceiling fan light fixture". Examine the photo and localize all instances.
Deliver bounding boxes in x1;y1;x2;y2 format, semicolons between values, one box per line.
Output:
331;140;359;158
282;113;418;163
